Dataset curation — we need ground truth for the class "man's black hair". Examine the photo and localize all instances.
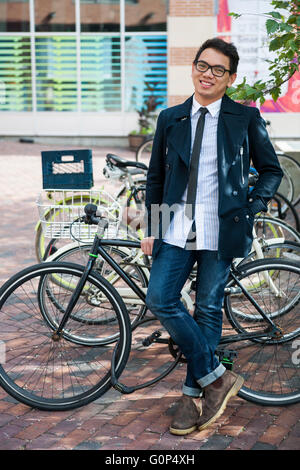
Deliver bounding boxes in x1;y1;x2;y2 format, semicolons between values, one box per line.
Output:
194;37;239;74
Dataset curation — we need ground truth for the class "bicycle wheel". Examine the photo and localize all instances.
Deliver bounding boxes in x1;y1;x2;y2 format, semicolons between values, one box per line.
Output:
47;243;149;329
224;258;300;405
277;166;294;203
254;215;300;243
0;262;131;410
135;138;153;163
268;192;300;233
239;240;300;265
278;153;300;206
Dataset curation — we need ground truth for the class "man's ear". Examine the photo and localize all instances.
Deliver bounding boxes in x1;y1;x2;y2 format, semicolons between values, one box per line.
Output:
228;72;237;88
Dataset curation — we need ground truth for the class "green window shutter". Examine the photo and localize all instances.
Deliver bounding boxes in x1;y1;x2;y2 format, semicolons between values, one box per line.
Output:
0;36;32;111
125;35;167;112
35;36;77;111
80;36;121;112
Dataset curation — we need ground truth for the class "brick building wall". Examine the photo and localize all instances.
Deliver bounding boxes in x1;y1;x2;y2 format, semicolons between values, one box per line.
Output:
168;0;216;107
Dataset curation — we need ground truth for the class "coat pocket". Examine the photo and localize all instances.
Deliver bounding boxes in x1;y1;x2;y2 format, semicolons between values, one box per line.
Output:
219;207;254;258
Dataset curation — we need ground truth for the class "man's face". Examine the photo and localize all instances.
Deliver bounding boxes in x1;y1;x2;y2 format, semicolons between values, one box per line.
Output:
191;47;237;105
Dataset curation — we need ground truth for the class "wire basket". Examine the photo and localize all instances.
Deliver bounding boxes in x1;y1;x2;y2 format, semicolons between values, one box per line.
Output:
36;189;123;242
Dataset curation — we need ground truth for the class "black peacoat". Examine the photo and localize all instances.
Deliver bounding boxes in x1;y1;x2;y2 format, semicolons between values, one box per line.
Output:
145;93;283;259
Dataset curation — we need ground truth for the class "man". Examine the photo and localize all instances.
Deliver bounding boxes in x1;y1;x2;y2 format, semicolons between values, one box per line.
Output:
141;37;283;436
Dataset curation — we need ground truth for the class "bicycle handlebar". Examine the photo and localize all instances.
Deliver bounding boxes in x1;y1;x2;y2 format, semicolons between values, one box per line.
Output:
83;203;102;225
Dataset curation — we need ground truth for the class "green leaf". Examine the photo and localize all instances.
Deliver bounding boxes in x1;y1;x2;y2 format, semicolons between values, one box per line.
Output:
245;87;257;97
271;87;281;101
267;11;282;19
286;49;296;59
259;96;266;105
279;23;293;32
287;15;298;24
270;1;290;10
269;37;282;51
266;18;280;33
228;12;241;19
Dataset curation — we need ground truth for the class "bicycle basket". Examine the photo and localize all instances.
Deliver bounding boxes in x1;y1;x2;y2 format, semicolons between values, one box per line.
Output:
36;189;123;242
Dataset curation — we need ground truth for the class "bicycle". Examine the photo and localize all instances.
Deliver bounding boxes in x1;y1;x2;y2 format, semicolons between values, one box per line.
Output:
0;204;299;411
35;153;148;262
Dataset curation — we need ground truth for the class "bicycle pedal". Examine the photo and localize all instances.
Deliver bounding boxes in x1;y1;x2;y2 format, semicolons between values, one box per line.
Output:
216;348;237;371
142;329;162;347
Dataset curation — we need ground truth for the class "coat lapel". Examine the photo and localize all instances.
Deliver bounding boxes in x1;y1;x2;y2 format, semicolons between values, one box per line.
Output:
165;94;247;171
166;96;193;167
217;94;247;175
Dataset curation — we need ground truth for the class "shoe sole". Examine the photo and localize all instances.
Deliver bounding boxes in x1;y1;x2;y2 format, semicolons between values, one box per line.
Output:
169;424;197;436
198;375;244;432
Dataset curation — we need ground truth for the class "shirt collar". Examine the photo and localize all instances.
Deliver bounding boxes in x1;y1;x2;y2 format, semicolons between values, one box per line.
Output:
191;95;222;118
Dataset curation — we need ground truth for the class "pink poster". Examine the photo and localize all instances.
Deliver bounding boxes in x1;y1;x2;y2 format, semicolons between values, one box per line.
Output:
217;0;300;112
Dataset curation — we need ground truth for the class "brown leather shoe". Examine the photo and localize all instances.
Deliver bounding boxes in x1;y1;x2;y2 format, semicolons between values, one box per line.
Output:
198;370;244;431
169;395;201;436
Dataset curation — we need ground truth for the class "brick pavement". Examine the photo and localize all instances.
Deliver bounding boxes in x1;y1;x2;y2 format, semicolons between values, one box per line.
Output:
0;139;299;451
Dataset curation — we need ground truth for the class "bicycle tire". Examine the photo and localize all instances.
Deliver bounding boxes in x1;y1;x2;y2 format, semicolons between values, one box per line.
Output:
0;262;131;410
278;153;300;206
46;244;149;331
277;166;294;203
254;215;300;244
239;240;300;265
269;192;300;233
224;258;300;405
135;138;153;163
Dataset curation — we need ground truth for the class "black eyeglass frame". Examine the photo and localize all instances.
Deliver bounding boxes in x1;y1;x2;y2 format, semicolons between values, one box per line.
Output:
194;60;231;77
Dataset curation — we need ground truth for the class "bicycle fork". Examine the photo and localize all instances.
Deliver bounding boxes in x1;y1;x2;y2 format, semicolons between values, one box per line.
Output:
51;236;100;341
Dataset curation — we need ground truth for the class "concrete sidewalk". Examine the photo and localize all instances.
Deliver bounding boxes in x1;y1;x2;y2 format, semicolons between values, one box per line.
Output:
0;140;299;451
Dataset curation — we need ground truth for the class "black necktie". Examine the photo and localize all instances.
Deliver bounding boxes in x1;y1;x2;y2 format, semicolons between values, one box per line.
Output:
185;107;208;220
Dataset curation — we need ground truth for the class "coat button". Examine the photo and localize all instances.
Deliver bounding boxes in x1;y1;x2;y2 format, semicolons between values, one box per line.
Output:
249;197;253;203
165;163;170;170
233;190;238;196
234;216;240;222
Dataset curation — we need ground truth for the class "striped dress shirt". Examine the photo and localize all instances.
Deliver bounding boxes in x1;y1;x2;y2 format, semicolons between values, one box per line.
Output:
163;95;221;250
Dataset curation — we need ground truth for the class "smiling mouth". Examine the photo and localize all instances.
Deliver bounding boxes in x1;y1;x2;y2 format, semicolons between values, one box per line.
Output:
200;80;214;88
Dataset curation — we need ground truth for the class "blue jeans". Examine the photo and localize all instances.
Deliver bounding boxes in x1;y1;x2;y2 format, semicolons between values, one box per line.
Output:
146;243;232;397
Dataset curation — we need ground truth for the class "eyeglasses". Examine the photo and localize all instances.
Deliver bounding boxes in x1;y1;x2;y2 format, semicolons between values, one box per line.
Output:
194;60;231;77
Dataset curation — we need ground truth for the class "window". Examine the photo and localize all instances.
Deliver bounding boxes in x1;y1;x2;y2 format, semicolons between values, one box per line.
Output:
35;36;77;111
125;0;167;32
80;35;121;111
80;0;120;33
0;0;167;114
0;36;32;111
35;0;76;32
0;0;30;32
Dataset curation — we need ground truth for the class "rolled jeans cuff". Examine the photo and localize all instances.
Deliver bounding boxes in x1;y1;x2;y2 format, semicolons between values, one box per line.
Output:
182;384;202;398
197;363;226;388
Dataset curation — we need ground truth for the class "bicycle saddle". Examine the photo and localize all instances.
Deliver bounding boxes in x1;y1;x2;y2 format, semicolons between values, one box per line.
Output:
106;153;148;171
